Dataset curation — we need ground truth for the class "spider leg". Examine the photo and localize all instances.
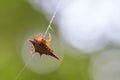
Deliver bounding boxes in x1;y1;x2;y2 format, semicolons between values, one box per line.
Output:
45;33;52;47
48;32;52;42
35;34;42;41
30;51;34;58
30;46;35;53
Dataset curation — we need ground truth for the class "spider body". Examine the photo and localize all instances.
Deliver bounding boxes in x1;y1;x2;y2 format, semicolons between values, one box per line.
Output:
29;33;59;60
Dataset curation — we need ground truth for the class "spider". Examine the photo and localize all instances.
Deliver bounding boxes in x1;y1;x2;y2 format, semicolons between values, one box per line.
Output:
28;33;60;60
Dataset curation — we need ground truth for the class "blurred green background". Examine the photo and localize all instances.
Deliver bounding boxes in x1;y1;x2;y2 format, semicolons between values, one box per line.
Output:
0;0;91;80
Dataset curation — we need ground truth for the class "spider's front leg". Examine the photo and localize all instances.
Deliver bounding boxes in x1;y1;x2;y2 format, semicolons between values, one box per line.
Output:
48;33;52;42
46;33;52;47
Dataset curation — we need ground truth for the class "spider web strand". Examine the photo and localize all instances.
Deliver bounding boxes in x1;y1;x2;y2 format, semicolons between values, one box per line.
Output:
15;54;36;80
43;0;62;38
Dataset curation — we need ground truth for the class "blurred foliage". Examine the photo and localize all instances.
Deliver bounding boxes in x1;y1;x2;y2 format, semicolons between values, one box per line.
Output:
0;0;91;80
